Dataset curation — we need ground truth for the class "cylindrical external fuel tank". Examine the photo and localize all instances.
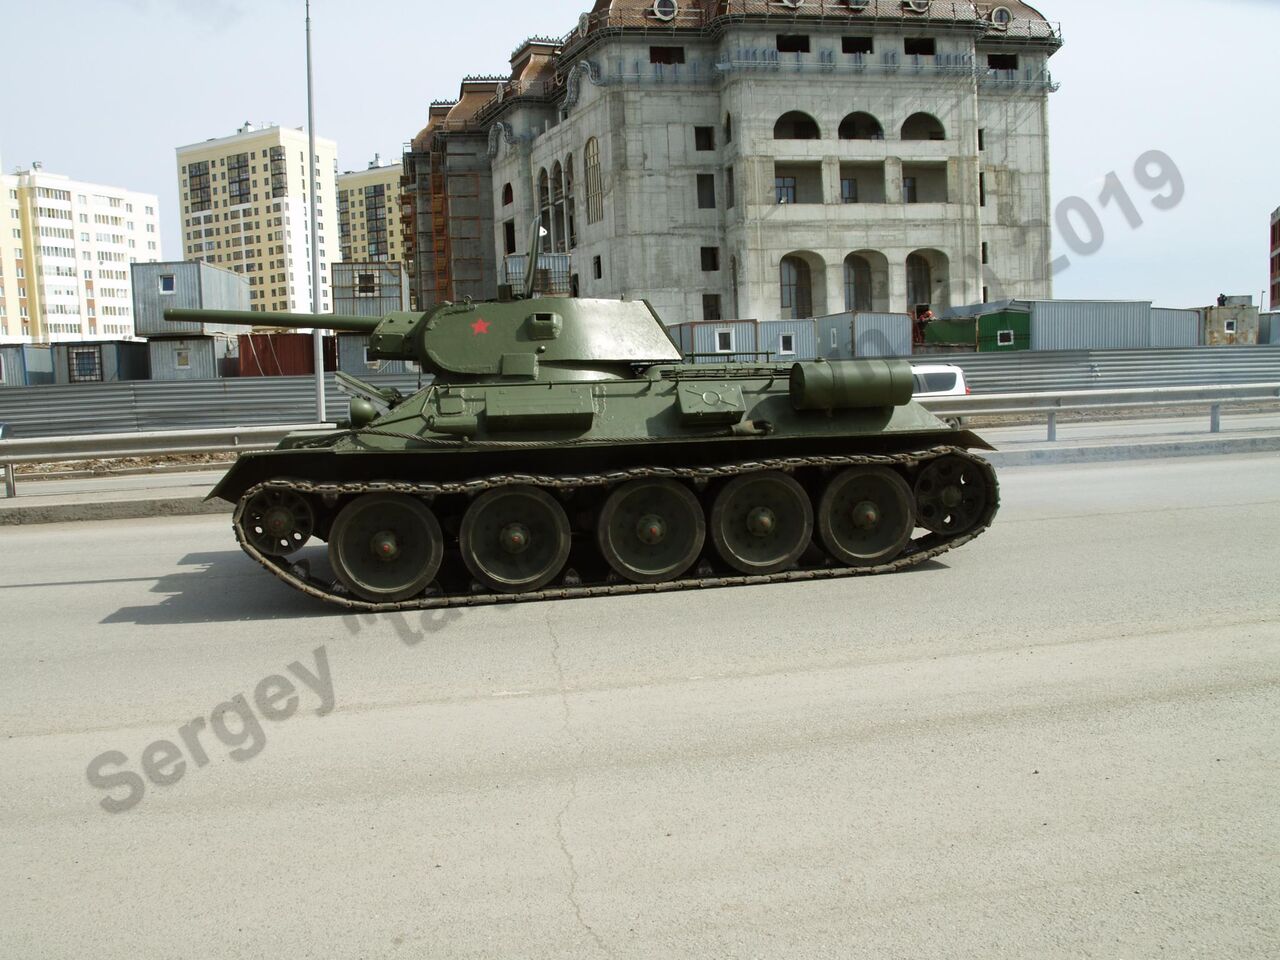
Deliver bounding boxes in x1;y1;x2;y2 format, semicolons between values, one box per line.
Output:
788;359;914;411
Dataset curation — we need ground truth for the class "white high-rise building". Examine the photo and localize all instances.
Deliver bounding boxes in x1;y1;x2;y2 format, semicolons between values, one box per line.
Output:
176;123;338;314
0;159;161;343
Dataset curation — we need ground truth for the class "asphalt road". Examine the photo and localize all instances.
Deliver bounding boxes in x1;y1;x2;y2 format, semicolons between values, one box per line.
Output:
1;455;1276;959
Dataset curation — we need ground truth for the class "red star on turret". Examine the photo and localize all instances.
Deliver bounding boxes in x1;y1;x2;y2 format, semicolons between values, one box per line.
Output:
470;318;490;335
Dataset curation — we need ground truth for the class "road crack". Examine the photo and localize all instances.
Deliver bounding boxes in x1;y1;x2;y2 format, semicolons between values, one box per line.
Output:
546;610;611;957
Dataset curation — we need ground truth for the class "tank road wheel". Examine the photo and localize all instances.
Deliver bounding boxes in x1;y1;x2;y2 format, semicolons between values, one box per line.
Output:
816;467;915;566
328;494;444;602
460;486;572;593
597;479;706;584
243;488;315;557
913;455;989;535
709;471;813;575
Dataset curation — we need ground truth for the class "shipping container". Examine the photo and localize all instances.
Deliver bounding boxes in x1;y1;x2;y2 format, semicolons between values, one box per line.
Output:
0;344;54;387
758;319;818;361
815;313;852;359
1029;300;1151;351
976;311;1031;352
1201;304;1259;346
853;313;911;357
1259;313;1279;345
52;341;149;384
131;261;249;337
1149;308;1201;348
668;321;760;363
147;337;238;381
238;334;337;377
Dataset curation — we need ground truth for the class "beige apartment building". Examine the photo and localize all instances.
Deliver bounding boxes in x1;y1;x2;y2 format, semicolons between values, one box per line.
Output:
337;158;406;265
176;123;338;314
0;159;161;343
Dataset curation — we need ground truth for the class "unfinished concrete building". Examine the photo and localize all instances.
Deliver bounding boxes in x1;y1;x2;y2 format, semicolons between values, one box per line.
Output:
405;1;1062;323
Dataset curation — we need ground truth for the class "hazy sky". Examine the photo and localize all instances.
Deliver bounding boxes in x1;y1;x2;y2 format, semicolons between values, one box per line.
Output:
3;0;1275;309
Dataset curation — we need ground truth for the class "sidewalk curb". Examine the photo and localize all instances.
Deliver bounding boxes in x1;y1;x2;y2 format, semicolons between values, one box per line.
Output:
984;433;1280;467
1;435;1277;525
0;496;230;526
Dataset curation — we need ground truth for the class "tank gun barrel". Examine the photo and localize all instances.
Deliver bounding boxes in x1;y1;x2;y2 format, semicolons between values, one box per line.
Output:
164;308;382;334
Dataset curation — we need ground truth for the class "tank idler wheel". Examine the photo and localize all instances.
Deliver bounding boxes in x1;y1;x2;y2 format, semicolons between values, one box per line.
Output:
328;494;444;602
597;479;706;584
709;471;813;575
243;488;315;557
913;455;988;535
460;485;572;593
816;467;915;566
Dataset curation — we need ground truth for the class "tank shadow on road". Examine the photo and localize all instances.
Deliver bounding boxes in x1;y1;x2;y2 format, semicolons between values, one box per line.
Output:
102;547;333;626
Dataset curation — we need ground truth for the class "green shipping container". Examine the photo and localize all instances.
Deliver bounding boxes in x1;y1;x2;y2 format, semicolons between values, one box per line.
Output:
976;310;1031;352
923;318;976;346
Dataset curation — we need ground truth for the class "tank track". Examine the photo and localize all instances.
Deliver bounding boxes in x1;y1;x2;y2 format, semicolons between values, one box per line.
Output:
230;446;999;612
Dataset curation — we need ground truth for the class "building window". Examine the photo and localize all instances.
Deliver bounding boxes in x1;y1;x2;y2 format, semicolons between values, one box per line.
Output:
700;247;719;272
979;173;987;206
584;138;603;224
988;53;1019;71
829;328;838;350
725;167;735;208
776;34;810;53
778;333;796;356
504;220;516;255
904;38;936;56
357;272;378;296
842;36;873;55
978;128;986;151
715;328;733;353
649;46;685;64
775;176;797;204
159;274;176;294
981;242;989;264
69;346;103;382
703;295;722;322
773;112;820;140
696;174;716;209
841;178;858;204
779;256;812;319
694;127;715;151
724;113;732;143
592;255;603;280
997;329;1014;346
903;177;918;204
502;183;513;206
175;349;191;369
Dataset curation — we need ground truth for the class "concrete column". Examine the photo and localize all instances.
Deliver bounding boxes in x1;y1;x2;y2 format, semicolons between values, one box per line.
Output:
888;257;908;314
821;157;841;205
884;157;903;205
825;255;847;314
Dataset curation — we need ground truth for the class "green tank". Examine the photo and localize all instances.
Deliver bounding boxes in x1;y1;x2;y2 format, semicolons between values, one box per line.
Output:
165;292;998;610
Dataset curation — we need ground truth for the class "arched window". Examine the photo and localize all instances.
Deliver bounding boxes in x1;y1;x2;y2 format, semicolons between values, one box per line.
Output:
501;182;513;206
564;154;577;249
537;168;552;252
551;161;567;253
901;112;946;141
584;137;603;224
838;112;883;141
780;256;813;319
773;111;820;140
844;254;873;313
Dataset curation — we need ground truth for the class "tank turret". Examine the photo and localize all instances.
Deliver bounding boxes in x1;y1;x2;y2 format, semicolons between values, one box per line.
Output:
165;296;684;383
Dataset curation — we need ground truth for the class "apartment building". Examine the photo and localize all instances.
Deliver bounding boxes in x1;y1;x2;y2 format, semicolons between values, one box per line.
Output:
176;123;338;314
407;0;1062;324
337;158;407;266
0;160;161;343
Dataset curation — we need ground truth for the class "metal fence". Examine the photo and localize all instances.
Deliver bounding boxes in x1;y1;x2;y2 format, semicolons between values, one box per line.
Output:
0;373;423;439
1;348;1279;439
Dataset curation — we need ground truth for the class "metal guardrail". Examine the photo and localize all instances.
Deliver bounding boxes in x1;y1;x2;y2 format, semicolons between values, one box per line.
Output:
920;383;1280;441
0;424;329;498
4;384;1278;499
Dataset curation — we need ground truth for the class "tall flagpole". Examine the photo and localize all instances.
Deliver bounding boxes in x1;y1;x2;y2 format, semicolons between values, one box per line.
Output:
306;0;326;422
